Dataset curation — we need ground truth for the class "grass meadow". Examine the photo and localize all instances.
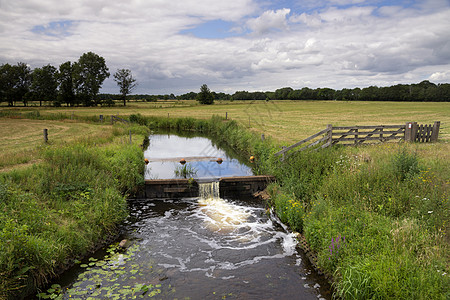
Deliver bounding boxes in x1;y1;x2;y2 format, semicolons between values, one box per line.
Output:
0;99;449;299
3;100;449;142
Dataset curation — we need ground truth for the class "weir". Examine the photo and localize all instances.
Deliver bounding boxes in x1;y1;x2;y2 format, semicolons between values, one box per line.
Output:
140;175;274;199
198;181;220;200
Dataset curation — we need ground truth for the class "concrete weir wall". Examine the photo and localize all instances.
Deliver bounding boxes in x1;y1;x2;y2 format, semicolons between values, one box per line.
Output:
141;175;275;199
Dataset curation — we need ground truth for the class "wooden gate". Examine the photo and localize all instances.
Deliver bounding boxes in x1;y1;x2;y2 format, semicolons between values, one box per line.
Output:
274;121;440;160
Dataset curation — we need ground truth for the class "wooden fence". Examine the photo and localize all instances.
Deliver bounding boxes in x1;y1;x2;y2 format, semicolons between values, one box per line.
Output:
274;121;440;160
109;115;129;124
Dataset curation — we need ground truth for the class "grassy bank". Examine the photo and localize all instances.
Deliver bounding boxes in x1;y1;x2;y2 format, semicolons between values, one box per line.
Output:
0;124;148;299
1;110;448;299
133;114;448;299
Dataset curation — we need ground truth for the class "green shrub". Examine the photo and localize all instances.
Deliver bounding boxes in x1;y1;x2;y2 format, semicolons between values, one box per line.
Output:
392;148;420;181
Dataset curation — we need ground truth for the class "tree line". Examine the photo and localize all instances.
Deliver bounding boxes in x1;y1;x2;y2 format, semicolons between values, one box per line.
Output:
1;52;449;106
0;52;137;107
178;81;449;102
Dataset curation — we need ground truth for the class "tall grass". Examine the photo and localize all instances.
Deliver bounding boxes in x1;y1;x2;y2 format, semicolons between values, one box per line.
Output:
0;135;144;299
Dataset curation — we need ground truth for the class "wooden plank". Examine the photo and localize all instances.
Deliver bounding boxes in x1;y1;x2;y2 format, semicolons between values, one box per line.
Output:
280;137;329;160
424;125;431;143
431;121;440;142
296;136;328;153
333;125;405;130
332;135;403;142
321;141;332;148
274;128;330;156
331;130;404;136
419;124;424;142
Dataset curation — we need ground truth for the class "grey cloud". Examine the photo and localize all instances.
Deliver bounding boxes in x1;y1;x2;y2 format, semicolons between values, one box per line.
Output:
0;0;449;94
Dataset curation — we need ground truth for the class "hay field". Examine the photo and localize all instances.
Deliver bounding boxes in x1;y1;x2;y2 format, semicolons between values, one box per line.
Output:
11;100;448;142
0;118;112;170
1;100;449;169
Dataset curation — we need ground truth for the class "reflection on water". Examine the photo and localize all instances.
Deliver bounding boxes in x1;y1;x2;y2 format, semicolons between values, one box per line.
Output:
144;134;253;179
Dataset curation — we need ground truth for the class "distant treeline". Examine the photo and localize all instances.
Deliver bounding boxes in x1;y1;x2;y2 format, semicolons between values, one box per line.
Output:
120;80;449;102
179;81;448;102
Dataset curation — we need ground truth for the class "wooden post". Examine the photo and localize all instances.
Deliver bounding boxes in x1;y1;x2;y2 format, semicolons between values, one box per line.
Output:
43;129;48;143
405;122;413;142
354;128;358;145
282;146;287;161
100;115;103;122
225;112;228;120
327;124;333;146
261;134;265;141
431;121;440;142
168;113;170;118
379;127;384;141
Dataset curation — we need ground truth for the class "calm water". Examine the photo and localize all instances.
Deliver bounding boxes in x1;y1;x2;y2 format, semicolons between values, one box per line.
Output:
144;134;253;179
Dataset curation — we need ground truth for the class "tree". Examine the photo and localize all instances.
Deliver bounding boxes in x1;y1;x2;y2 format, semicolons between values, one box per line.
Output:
113;68;137;106
73;52;110;106
0;63;32;106
0;63;14;105
14;62;32;106
31;64;58;106
196;84;214;105
57;61;76;106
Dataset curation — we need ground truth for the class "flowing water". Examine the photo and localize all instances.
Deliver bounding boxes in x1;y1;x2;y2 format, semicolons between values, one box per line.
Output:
39;133;331;299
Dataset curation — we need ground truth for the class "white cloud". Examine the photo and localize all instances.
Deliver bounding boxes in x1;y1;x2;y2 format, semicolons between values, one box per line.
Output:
430;71;450;81
0;0;449;94
246;8;291;35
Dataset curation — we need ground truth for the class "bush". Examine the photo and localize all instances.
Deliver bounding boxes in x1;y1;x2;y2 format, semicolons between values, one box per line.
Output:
392;148;420;181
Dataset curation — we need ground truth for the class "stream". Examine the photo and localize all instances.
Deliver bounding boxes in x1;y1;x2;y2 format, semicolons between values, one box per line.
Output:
39;133;331;299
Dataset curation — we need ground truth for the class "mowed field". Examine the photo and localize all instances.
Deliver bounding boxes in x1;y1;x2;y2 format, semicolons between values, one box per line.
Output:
0;118;114;170
1;100;449;170
4;100;449;143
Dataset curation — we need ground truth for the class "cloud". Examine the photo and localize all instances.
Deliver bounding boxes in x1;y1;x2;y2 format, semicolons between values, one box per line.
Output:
246;8;291;35
0;0;449;94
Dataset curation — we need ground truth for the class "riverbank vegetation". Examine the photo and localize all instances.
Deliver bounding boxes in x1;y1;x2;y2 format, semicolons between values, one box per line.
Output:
125;113;448;299
0;122;148;299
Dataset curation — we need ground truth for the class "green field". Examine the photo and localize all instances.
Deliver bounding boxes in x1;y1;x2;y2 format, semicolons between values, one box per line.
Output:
0;100;449;299
3;100;449;142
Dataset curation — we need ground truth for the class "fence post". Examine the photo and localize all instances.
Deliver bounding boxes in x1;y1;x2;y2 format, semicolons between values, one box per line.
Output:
100;115;103;122
405;122;413;142
327;124;333;146
43;129;48;143
226;112;228;120
431;121;440;142
261;134;265;141
282;146;287;161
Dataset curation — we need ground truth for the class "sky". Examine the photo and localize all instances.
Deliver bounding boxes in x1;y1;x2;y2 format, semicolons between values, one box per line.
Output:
0;0;449;95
